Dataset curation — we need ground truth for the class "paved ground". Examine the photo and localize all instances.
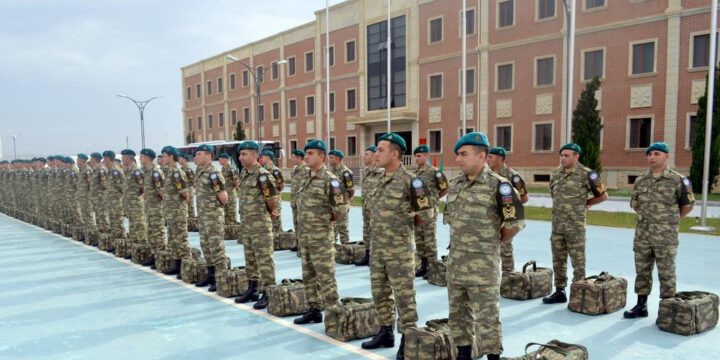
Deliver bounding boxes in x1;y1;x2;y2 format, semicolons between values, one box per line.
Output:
0;203;718;360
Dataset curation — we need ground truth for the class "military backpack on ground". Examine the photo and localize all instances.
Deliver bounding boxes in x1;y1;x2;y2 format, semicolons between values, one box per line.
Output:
324;297;380;341
501;260;553;300
180;248;204;284
131;243;153;265
187;217;199;232
334;241;366;264
403;318;454;360
97;234;115;252
224;223;241;240
568;271;627;315
657;291;719;336
274;230;297;251
114;239;133;258
501;340;588;360
266;279;309;317
155;250;175;274
216;266;249;298
427;256;448;287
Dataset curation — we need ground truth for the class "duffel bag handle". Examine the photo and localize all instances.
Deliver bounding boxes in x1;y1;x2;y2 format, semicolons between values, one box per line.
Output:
522;261;537;273
281;278;303;285
524;342;571;358
341;297;372;305
675;291;711;301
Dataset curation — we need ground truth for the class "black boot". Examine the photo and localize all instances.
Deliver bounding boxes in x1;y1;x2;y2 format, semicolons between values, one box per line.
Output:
361;325;395;349
355;249;370;266
235;281;259;303
542;288;567;304
164;259;181;276
253;292;269;309
456;345;472;360
141;256;155;267
486;354;500;360
623;295;649;319
294;308;323;324
396;335;405;360
195;266;215;288
415;257;429;277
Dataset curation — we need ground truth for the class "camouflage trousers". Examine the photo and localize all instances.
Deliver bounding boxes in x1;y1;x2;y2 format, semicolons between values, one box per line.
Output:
272;206;283;238
370;256;418;334
224;194;237;224
414;208;438;260
107;197;125;239
300;234;339;310
125;199;147;244
93;196;110;234
83;196;96;230
291;203;298;232
448;282;502;355
362;205;371;251
165;200;191;260
633;222;678;299
146;200;167;255
68;199;82;228
334;205;350;244
500;240;515;272
199;214;228;270
550;229;586;289
241;219;276;291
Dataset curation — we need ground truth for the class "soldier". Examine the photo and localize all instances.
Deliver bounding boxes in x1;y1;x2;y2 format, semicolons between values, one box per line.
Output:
624;142;694;319
140;148;166;267
65;157;82;237
293;140;347;324
260;149;284;238
445;133;525;360
218;152;239;225
361;133;432;359
289;149;308;238
328;149;355;244
103;151;126;246
356;146;383;266
410;144;448;278
193;144;230;292
235;142;279;309
160;146;192;276
89;152;109;243
487;147;529;272
543;143;608;304
179;154;197;220
122;149;147;258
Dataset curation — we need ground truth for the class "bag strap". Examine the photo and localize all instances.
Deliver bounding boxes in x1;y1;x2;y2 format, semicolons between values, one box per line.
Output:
675;291;711;301
524;342;571;357
522;261;537;273
281;278;303;285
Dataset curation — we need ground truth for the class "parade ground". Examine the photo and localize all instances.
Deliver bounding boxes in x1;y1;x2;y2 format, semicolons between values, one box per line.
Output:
1;202;718;360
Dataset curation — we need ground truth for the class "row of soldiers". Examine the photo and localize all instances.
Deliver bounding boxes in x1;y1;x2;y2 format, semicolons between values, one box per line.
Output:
0;133;694;360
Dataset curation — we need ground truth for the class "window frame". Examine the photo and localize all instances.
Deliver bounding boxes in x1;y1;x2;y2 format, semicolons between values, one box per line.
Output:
218;112;225;128
242;70;249;87
186;86;192;101
583;0;607;12
428;73;444;100
207;114;214;129
305;95;315;116
271;101;280;121
217;77;223;94
494;124;514;153
271;61;279;81
458;7;477;37
345;39;356;64
532;121;554;152
230;109;237;125
628;38;658;76
206;80;212;96
196;84;201;98
534;55;556;88
497;0;515;29
686;112;698;150
305;51;314;72
229;73;236;90
458;67;477;95
495;61;515;92
625;116;654;150
428;129;443;153
287;56;296;77
535;0;557;22
689;31;719;70
288;98;298;119
347;136;357;156
326;45;335;68
243;107;250;124
581;47;606;81
346;88;357;111
428;16;444;44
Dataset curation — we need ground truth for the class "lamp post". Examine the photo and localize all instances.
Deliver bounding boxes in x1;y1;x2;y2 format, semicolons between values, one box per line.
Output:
11;134;18;160
561;0;576;143
117;94;161;149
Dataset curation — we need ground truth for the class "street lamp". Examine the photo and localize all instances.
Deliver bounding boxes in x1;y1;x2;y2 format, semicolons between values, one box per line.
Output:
11;134;19;160
561;0;576;143
117;93;161;149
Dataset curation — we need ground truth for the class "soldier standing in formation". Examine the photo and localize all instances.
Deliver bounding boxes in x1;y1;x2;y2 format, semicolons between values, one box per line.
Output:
543;143;608;304
121;149;147;257
161;146;192;276
328;149;354;244
624;142;695;319
293;140;346;325
289;149;308;243
179;154;197;221
140;149;166;267
356;145;382;266
218;152;239;225
260;149;284;239
76;154;93;240
445;132;525;360
486;147;529;272
90;152;109;242
103;151;126;246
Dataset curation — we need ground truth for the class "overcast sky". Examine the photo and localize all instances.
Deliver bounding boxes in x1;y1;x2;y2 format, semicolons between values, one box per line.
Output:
0;0;343;160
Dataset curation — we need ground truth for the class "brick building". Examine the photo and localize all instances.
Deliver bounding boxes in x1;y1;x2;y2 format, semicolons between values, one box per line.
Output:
181;0;718;188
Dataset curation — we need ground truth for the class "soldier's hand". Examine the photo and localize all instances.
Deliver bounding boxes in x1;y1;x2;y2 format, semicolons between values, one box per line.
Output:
414;215;424;226
270;209;280;219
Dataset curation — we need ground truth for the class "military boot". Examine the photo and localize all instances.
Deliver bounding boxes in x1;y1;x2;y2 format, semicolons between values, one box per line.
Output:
294;308;323;324
164;259;181;276
456;345;472;360
623;295;648;319
253;292;269;309
194;266;215;288
486;354;500;360
235;280;259;303
542;288;567;304
355;249;370;266
141;256;155;267
396;335;405;360
207;267;218;292
415;257;429;277
361;325;394;349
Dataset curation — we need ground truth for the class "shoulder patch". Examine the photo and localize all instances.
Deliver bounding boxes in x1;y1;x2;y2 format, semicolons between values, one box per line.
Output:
153;171;160;178
412;178;424;189
682;177;690;186
330;179;341;188
499;183;513;196
512;175;521;183
173;172;180;179
259;174;268;182
210;173;218;180
589;172;599;180
113;170;119;176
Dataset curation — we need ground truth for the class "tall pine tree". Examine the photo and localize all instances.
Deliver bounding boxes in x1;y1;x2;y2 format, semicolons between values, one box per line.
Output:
690;66;720;192
233;121;246;141
571;77;604;172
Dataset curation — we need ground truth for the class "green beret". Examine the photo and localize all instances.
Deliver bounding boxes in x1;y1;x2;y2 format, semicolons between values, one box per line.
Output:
260;149;275;159
162;146;179;157
291;149;305;157
489;147;507;158
366;145;377;153
102;150;116;159
378;132;407;152
77;153;89;160
121;149;136;156
413;145;430;155
329;149;345;159
218;152;231;159
304;139;327;153
47;155;55;161
65;157;74;164
140;148;156;159
90;152;102;160
237;141;259;152
195;144;215;153
453;132;490;154
559;143;581;154
38;157;47;163
180;153;192;160
646;142;670;155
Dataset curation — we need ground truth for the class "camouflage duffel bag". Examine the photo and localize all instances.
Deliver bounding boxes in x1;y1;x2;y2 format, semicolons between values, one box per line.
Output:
501;340;588;360
324;297;380;341
657;291;719;336
155;250;175;274
334;241;366;264
266;279;310;317
131;243;153;265
501;260;553;300
427;256;448;287
274;230;297;251
187;217;199;232
224;223;241;240
216;266;249;298
568;271;627;315
404;318;454;360
84;229;99;246
181;248;204;284
97;234;115;252
114;239;133;258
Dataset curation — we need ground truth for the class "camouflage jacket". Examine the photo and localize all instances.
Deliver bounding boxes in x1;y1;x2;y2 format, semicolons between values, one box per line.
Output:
361;165;384;208
95;164;109;195
631;167;694;226
410;163;443;205
107;164;124;200
331;163;354;198
221;163;239;194
182;164;196;188
195;164;225;220
290;163;309;204
296;164;347;242
164;164;189;205
238;163;277;222
549;163;605;227
142;164;165;205
124;163;144;201
495;164;527;197
81;165;93;195
266;164;284;192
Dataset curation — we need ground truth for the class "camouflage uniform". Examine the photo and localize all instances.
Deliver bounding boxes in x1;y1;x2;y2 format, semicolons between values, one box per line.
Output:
94;164;110;236
67;165;82;229
330;163;354;244
495;164;528;272
107;164;126;239
409;162;446;261
124;163;147;244
368;165;431;333
221;162;239;225
195;163;229;270
630;168;694;299
361;165;384;251
143;164;167;255
444;165;525;354
267;164;285;237
549;163;605;288
81;165;96;231
182;163;197;219
164;164;191;260
290;162;309;232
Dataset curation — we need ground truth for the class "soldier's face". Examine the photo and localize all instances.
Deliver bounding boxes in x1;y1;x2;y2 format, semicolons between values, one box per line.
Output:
218;158;228;166
329;155;341;167
178;157;187;166
194;151;211;166
376;141;395;168
487;154;503;170
414;153;428;166
559;150;579;169
363;151;374;166
646;150;668;169
456;145;486;176
239;150;258;168
121;155;133;167
261;156;272;166
78;158;87;167
305;149;324;169
292;155;303;166
102;157;113;167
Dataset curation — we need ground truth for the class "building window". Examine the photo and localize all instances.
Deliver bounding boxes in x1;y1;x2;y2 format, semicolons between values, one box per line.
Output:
208;114;213;129
257;66;264;83
271;62;279;80
327;46;335;67
187;118;192;131
196;84;201;98
258;105;265;122
289;99;297;118
688;115;698;148
538;0;555;20
305;52;314;72
586;0;605;9
429;74;443;99
536;57;554;86
329;92;336;113
367;15;406;111
186;87;191;100
346;40;356;63
231;110;237;125
462;8;476;35
288;57;296;76
631;41;655;75
272;102;280;120
217;77;224;93
347;136;357;156
229;73;236;90
692;34;717;69
498;0;514;28
461;68;475;94
629;117;652;148
206;80;212;96
429;130;442;152
534;123;552;151
290;140;298;151
219;112;224;128
583;49;604;80
346;89;356;110
329;137;336;150
306;96;315;116
197;116;202;130
497;63;513;91
242;70;249;87
429;17;443;43
496;126;512;151
459;127;475;137
243;107;250;124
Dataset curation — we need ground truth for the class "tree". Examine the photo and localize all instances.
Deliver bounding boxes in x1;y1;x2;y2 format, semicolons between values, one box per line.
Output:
233;121;246;141
690;66;720;192
185;132;195;145
571;76;604;172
